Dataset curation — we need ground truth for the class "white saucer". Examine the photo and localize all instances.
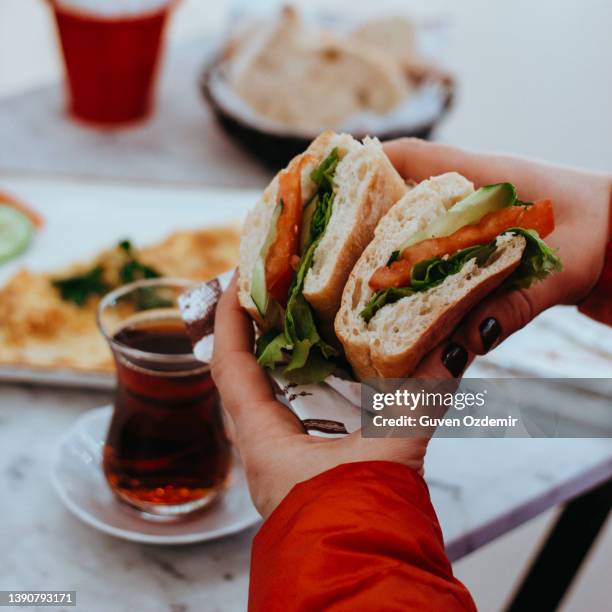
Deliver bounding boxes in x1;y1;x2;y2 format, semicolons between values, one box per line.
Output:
51;406;261;545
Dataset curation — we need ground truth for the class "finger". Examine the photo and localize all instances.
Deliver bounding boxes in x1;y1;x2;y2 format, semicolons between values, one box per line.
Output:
383;138;581;202
411;337;476;379
457;271;569;356
411;257;569;367
344;333;477;459
383;138;487;183
212;275;304;438
350;338;476;446
214;272;254;353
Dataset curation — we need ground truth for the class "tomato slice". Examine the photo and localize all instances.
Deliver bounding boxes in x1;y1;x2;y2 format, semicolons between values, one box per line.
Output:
0;191;44;228
265;155;315;305
369;199;555;290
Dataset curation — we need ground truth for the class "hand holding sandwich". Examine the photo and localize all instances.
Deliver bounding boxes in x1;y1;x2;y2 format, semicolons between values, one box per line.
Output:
214;296;479;611
381;138;611;375
216;140;610;517
212;274;464;519
214;138;609;611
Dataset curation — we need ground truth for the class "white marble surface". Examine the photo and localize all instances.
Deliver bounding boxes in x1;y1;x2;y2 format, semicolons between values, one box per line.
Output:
0;385;256;612
1;383;611;612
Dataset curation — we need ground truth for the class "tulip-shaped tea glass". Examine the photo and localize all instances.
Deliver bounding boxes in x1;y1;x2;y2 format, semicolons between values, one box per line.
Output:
97;278;231;520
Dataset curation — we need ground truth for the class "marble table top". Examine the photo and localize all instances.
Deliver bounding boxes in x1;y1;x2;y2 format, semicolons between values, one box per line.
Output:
1;382;610;612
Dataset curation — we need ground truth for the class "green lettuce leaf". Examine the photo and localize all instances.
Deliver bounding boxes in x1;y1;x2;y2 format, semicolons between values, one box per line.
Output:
410;243;497;291
359;286;415;324
256;329;291;368
360;243;496;323
283;348;336;385
504;227;562;287
310;147;339;192
308;190;334;246
360;229;561;323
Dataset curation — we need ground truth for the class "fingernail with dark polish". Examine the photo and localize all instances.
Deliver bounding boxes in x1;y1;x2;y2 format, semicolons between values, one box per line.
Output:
442;343;468;377
479;317;501;353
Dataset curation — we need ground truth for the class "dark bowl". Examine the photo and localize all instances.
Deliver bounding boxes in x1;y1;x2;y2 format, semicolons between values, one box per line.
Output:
200;56;455;171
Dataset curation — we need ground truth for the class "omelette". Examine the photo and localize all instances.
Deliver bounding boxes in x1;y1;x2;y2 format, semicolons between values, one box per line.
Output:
0;226;239;372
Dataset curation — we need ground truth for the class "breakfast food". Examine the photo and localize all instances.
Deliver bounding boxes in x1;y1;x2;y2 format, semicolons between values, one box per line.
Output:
239;130;407;382
0;226;239;372
335;173;562;379
224;7;415;132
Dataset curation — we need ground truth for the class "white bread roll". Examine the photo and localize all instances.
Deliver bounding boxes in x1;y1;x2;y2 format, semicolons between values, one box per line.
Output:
238;130;408;330
228;7;409;131
351;16;417;71
335;173;526;379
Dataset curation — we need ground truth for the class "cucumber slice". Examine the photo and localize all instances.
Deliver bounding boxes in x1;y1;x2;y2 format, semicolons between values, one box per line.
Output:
400;183;516;251
0;205;33;264
251;255;268;316
451;182;517;215
299;195;317;255
250;203;282;316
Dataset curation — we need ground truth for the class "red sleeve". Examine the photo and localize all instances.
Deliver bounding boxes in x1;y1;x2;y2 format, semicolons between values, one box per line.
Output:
578;184;612;325
249;461;476;612
578;238;612;324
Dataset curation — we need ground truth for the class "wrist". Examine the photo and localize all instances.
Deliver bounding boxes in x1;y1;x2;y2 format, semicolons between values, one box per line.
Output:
577;180;612;323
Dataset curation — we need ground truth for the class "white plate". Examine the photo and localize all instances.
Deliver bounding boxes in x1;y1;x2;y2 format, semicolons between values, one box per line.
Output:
0;176;257;388
50;406;261;544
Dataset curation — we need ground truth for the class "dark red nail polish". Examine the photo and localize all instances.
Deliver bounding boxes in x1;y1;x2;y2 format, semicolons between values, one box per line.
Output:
442;343;468;377
479;317;501;353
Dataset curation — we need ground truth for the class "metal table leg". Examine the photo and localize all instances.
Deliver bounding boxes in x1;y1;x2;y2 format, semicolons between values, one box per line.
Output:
506;478;611;612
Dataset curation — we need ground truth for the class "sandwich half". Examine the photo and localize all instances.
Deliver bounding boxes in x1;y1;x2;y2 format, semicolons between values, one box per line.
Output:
239;130;407;383
336;172;562;379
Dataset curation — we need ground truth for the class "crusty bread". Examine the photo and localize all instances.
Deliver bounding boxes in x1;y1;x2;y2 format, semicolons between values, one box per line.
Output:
228;7;409;131
351;17;417;71
238;130;407;329
335;174;527;379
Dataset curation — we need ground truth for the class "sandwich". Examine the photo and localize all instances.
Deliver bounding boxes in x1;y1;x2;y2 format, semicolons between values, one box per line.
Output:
335;172;562;379
238;131;407;383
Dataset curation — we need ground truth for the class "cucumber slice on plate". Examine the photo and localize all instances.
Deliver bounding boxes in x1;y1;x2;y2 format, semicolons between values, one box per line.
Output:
0;205;34;263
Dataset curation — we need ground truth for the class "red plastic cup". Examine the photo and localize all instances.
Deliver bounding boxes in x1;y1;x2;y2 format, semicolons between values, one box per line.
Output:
49;0;177;126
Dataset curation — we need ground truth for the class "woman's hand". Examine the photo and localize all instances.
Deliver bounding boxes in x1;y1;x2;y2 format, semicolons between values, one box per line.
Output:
213;141;611;518
212;276;456;518
384;138;611;374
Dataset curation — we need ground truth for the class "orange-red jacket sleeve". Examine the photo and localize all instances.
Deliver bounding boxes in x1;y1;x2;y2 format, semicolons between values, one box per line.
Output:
249;461;476;611
578;235;612;324
578;184;612;325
